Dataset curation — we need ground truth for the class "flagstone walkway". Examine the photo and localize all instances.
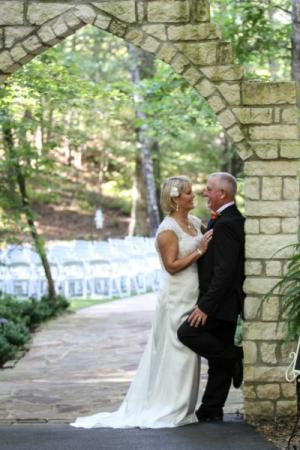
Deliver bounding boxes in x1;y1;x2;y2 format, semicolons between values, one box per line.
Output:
0;293;243;423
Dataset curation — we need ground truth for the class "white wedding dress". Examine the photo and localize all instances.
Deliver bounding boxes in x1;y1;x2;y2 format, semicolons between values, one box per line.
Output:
71;215;203;429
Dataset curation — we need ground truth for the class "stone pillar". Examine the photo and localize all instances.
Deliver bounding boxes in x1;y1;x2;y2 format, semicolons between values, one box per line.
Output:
242;81;299;419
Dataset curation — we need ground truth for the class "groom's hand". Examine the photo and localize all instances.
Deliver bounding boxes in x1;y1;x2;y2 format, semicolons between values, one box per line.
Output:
188;305;207;327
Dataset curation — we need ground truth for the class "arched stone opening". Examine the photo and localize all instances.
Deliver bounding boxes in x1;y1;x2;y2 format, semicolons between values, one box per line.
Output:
0;1;299;420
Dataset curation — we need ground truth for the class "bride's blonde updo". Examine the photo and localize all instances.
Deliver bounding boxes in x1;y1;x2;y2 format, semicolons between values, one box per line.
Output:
160;175;191;214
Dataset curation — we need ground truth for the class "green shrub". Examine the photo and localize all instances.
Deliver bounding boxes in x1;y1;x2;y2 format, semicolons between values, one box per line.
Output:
0;335;18;367
0;293;69;367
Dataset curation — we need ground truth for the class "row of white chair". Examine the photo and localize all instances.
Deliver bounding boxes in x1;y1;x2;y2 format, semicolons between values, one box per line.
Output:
0;238;162;300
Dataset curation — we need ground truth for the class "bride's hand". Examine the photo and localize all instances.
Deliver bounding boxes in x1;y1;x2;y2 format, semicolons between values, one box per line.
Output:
199;230;213;254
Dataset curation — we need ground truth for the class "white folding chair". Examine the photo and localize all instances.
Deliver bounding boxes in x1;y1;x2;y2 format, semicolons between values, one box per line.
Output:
88;258;121;299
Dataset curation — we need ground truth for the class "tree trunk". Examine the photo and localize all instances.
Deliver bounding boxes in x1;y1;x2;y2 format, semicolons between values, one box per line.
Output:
2;110;57;302
127;44;160;237
292;0;300;107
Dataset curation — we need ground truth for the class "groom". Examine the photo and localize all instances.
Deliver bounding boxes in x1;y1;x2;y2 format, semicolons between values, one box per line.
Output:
178;172;245;422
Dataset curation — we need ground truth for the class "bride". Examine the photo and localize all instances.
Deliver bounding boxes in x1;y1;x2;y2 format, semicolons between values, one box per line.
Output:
71;175;212;429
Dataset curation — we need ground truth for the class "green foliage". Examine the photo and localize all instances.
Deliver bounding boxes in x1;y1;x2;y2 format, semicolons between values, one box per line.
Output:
263;243;300;341
212;0;291;79
0;293;69;367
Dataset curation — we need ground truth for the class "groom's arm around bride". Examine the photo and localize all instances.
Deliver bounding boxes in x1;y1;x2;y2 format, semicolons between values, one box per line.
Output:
177;172;245;423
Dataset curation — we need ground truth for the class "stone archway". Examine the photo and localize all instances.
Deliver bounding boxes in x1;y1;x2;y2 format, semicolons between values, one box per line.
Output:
0;1;299;420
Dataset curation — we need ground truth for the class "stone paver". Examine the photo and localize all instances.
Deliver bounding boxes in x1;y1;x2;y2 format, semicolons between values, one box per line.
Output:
0;293;243;422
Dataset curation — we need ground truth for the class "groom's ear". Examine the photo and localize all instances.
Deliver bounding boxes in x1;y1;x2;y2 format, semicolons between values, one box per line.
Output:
219;189;226;199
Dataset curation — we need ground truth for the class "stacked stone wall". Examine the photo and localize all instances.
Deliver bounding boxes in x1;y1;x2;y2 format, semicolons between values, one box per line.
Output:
0;0;299;420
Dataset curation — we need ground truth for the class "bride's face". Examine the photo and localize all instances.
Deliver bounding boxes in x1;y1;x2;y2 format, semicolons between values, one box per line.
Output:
177;184;195;211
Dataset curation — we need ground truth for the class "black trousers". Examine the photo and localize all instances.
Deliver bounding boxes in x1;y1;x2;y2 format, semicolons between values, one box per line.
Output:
177;316;242;413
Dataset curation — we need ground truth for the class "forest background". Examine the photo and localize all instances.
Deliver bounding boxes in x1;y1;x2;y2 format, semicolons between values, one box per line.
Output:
0;0;297;246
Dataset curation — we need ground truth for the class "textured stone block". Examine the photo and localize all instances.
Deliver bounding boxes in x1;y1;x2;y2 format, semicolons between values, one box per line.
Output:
182;66;202;86
51;16;71;38
244;277;279;295
217;109;236;129
157;43;177;64
94;14;111;30
226;125;244;143
244;321;286;340
109;20;127;37
233;107;272;124
245;218;260;234
257;383;280;399
142;25;167;40
22;35;44;54
283;177;299;200
249;141;279;159
244;177;260;200
262;177;282;200
243;384;257;400
244;296;262;320
175;42;219;65
170;53;189;73
10;45;27;62
245;161;298;176
217;42;233;65
235;142;254;160
125;29;144;46
0;2;24;25
276;400;297;416
245;260;263;276
245;234;296;258
137;2;145;23
193;0;210;22
147;1;190;23
249;125;299;140
0;50;16;72
245;400;274;417
207;94;226;113
140;36;160;53
4;27;34;49
246;200;299;219
244;341;258;364
260;218;281;235
167;24;219;40
242;81;297;105
195;78;216;98
281;382;296;399
74;6;96;24
217;82;241;105
244;365;286;382
27;3;72;25
281;217;299;234
201;65;244;81
280;141;300;159
93;2;136;23
63;11;82;30
281;106;298;124
37;25;58;45
262;298;280;321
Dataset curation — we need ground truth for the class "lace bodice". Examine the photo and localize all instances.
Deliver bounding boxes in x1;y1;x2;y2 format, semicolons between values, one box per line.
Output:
155;215;203;268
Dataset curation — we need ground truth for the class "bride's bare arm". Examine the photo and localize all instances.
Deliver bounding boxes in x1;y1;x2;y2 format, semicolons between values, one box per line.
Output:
157;230;212;275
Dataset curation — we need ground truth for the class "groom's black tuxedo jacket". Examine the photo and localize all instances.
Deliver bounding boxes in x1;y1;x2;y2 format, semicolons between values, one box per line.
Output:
197;204;245;322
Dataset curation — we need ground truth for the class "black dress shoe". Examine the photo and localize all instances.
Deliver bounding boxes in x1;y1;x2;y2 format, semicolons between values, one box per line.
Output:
196;409;223;422
232;357;243;388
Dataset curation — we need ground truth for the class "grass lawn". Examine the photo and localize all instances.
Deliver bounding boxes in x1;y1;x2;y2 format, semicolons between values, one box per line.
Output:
69;297;121;312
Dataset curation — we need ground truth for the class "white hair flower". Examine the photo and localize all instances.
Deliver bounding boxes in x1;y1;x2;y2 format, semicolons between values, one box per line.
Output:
170;186;180;197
